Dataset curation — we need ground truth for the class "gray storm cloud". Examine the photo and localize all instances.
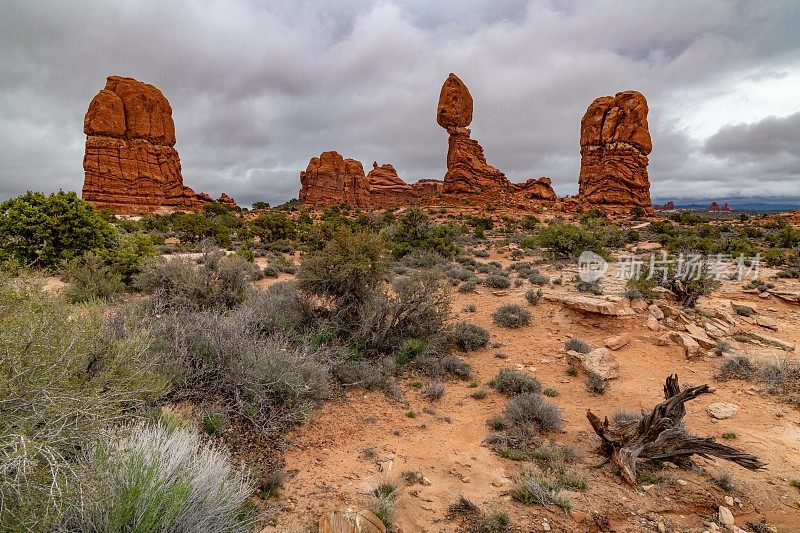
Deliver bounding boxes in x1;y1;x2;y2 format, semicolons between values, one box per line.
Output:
1;0;799;207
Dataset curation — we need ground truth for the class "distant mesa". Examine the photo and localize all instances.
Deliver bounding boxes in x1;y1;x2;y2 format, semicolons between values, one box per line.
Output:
578;91;653;210
82;75;235;214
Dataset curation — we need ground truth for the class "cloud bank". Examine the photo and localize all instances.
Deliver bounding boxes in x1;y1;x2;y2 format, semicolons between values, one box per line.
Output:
1;0;799;207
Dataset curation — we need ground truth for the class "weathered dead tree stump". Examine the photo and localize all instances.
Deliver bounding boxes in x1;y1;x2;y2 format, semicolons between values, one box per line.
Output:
587;374;766;485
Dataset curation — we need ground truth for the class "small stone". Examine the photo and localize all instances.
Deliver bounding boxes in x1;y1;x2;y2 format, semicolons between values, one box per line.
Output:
647;314;660;331
724;496;734;506
604;335;630;350
755;315;778;330
676;479;688;486
421;476;432;486
461;477;470;483
707;402;739;420
657;522;666;533
542;522;551;532
649;304;665;320
718;505;734;527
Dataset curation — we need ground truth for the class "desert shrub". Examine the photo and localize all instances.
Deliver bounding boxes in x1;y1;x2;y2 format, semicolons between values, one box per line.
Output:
298;228;387;312
65;423;253;532
586;372;608;394
631;206;646;219
239;281;318;336
134;250;259;310
423;380;445;401
485;274;511;289
528;271;549;285
717;355;756;381
492;304;531;328
441;355;473;379
565;337;591;354
525;288;542;305
148;310;330;431
387;208;461;259
662;272;720;308
712;470;736;492
0;282;166;531
352;270;450;356
733;304;755;317
458;279;478;293
490;369;542;395
0;190;116;267
332;359;394;392
112;231;157;282
62;252;125;303
535;221;611;260
504;393;564;432
249;211;296;242
391;338;423;365
202;411;226;435
575;279;603;295
449;321;490;351
510;469;571;510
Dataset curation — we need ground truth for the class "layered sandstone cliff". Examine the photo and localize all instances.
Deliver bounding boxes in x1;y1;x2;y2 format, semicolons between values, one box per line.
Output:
299;151;439;208
578;91;652;209
82;76;230;214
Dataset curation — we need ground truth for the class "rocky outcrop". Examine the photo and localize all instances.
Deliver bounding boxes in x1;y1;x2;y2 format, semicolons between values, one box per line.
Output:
437;74;511;195
82;75;226;214
578;91;652;210
513;177;558;202
298;151;440;208
217;193;237;208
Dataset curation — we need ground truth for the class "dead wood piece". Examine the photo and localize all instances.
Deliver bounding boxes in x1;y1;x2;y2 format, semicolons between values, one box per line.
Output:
587;374;766;485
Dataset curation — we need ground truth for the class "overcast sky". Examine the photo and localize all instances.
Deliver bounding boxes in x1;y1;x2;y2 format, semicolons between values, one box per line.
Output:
1;0;799;207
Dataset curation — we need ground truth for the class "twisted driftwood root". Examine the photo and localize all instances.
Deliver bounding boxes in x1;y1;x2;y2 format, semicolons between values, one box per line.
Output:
587;374;766;485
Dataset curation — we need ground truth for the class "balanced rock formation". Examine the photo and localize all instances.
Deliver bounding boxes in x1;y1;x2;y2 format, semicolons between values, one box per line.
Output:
578;91;652;209
82;75;228;214
438;73;511;195
299;151;439;208
513;177;558;202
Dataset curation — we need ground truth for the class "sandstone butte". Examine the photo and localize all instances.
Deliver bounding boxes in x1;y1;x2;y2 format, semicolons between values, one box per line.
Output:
298;73;558;210
577;90;653;210
82;75;235;214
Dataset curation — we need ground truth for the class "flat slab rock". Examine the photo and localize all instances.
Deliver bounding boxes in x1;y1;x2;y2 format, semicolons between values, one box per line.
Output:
544;294;635;316
567;347;620;379
707;402;739;420
604;335;630;350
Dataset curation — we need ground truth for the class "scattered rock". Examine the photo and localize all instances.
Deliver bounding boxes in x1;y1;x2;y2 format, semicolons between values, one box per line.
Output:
747;332;795;352
684;323;717;349
667;331;701;358
544;294;635;316
567;347;620;379
707;402;739;420
718;505;735;527
755;315;778;330
647;315;660;331
604;335;630;350
649;304;665;320
319;507;386;533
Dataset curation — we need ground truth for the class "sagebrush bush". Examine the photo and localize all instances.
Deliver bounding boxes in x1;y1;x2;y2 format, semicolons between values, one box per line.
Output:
0;282;166;531
504;393;564;432
492;304;532;328
490;369;542;395
525;288;542;305
352;270;450;357
485;274;511;289
449;321;490;351
565;338;591;354
239;281;318;336
62;252;125;303
717;355;756;381
134;249;259;310
585;372;608;394
66;423;253;532
147;309;330;431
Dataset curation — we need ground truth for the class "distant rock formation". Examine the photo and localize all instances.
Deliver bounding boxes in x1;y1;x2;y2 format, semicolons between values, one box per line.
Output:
217;193;237;209
654;200;676;211
578;91;652;210
709;201;732;212
298;151;439;208
82;75;231;214
437;73;511;195
513;177;558;202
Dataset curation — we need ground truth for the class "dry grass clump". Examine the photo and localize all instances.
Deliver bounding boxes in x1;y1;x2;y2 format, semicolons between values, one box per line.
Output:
490;368;542;395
